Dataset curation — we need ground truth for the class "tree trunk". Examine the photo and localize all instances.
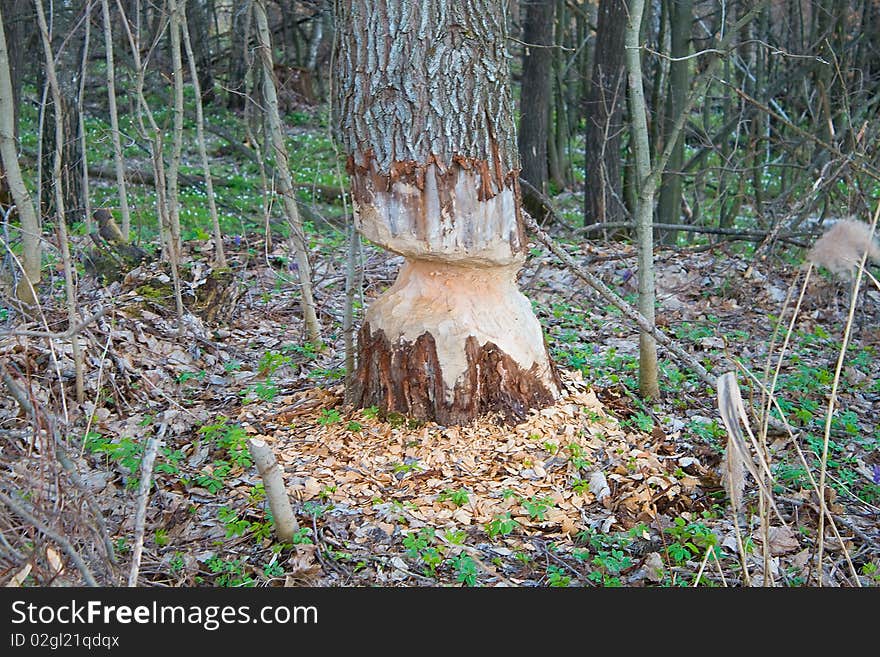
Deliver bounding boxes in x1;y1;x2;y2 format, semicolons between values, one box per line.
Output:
333;0;561;425
38;2;85;226
181;5;226;268
584;0;627;225
184;0;215;104
624;0;660;399
101;0;132;239
0;3;41;305
517;0;555;218
656;0;693;244
254;0;322;346
227;1;251;111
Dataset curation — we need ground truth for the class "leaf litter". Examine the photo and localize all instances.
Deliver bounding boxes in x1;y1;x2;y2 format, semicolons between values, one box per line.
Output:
1;224;878;588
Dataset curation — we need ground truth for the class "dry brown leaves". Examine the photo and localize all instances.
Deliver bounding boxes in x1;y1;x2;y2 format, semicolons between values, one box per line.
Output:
236;370;716;546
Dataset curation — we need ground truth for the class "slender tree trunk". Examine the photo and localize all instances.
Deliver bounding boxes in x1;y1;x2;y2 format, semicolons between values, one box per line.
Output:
584;0;628;225
227;1;251;111
517;0;555;218
333;0;560;425
34;0;84;402
656;0;693;244
165;0;186;325
115;0;183;323
101;0;132;239
78;1;93;231
184;0;215;103
254;0;321;346
0;3;41;305
181;5;226;268
38;3;85;226
624;0;660;399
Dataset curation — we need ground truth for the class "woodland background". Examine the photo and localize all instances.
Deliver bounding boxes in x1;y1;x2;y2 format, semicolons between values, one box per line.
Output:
0;0;878;587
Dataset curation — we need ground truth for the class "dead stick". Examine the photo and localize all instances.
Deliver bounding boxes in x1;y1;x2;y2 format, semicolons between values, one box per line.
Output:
0;307;109;339
523;212;718;387
248;438;299;542
0;491;98;586
1;368;118;566
127;424;163;587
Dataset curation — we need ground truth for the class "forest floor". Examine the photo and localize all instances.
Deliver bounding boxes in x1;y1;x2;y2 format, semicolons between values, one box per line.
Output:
1;104;879;588
2;218;878;588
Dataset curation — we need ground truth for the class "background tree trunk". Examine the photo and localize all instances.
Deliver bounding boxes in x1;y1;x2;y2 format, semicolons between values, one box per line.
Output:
0;3;41;305
185;0;215;104
333;0;560;425
518;0;556;220
584;0;627;225
254;0;322;346
656;0;693;244
38;2;85;226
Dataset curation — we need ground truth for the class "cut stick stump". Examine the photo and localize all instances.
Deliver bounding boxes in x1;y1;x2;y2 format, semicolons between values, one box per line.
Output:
247;438;299;542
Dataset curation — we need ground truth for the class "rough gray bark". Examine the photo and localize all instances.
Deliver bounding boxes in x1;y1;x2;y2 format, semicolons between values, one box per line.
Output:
517;0;555;217
333;0;560;424
656;0;693;244
584;0;628;225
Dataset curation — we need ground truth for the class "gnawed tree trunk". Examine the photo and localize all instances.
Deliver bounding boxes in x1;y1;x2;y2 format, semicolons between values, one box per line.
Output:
333;0;560;425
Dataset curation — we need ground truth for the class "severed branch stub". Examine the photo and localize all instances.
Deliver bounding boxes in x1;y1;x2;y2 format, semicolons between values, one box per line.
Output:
247;438;299;543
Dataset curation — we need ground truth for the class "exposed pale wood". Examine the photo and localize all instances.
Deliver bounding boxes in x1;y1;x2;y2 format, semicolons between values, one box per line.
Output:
248;438;299;543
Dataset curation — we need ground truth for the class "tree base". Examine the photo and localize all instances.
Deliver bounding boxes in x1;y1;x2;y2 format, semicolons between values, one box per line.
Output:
351;258;560;425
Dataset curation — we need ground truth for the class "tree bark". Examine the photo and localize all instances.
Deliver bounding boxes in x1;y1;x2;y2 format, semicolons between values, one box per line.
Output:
517;0;555;218
0;3;41;305
584;0;627;225
181;4;226;268
100;0;132;239
624;0;661;399
38;1;85;226
184;0;215;103
34;0;85;401
656;0;693;244
333;0;560;425
254;0;322;346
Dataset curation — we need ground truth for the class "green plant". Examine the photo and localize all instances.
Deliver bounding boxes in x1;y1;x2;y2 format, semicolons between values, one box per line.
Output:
451;552;478;586
664;517;720;564
218;506;252;538
204;556;256;587
546;565;572;587
318;408;342;426
194;461;231;494
632;411;654;432
402;527;443;577
263;561;285;578
438;488;470;507
363;406;380;420
521;495;554;521
485;513;518;539
257;350;291;376
444;529;467;545
169;552;185;574
198;416;252;468
154;528;170;547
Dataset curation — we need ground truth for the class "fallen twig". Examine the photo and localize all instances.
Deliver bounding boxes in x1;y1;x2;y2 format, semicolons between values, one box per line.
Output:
127;423;164;587
0;491;98;586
